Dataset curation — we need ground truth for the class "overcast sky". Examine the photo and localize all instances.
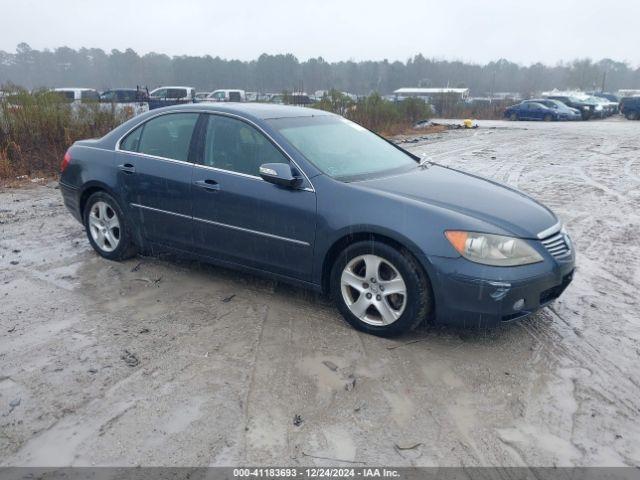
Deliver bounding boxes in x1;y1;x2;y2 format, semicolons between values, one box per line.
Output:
2;0;639;65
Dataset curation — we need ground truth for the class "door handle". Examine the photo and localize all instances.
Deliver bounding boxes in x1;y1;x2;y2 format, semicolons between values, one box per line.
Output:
193;179;220;191
118;163;136;174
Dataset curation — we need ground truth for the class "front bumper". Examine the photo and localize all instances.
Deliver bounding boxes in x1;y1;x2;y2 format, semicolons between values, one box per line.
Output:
426;252;575;328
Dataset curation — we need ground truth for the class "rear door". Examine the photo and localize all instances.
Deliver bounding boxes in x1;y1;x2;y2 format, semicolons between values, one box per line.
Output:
190;113;317;281
116;112;200;249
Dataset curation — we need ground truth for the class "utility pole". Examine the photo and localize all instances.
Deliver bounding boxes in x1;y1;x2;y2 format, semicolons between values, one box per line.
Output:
601;71;607;93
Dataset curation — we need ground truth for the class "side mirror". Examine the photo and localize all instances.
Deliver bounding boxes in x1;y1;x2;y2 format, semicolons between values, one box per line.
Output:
259;163;303;188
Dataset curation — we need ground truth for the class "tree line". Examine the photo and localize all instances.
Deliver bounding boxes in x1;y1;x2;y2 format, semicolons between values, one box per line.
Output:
1;43;639;95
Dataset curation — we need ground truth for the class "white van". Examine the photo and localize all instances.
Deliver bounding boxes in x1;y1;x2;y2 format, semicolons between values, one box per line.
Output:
52;88;101;103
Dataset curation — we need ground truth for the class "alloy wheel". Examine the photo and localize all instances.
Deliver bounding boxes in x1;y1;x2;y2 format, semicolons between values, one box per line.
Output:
88;201;121;252
340;254;407;326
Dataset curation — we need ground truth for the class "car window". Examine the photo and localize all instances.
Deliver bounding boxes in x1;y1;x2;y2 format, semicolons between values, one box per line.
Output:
119;91;136;102
81;90;100;102
201;115;287;176
167;88;187;99
151;89;166;98
136;113;199;161
120;125;143;152
55;91;75;102
100;91;115;102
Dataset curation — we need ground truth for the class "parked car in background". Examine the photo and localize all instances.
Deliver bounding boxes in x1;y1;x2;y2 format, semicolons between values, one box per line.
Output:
587;96;614;117
527;99;582;120
148;86;195;110
620;97;640;120
503;101;561;121
204;89;246;102
100;88;148;104
195;92;210;101
52;88;101;103
269;93;314;105
100;88;149;116
591;92;620;113
544;95;596;120
59;103;574;336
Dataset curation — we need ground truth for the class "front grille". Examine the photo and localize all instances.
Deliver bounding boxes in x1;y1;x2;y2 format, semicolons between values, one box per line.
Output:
541;232;571;258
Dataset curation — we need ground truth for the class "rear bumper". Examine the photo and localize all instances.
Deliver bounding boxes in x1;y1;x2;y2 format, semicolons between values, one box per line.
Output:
427;254;575;328
59;181;83;224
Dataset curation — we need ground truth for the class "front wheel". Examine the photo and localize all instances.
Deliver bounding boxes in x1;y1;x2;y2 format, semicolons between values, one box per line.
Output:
83;191;137;260
331;241;432;337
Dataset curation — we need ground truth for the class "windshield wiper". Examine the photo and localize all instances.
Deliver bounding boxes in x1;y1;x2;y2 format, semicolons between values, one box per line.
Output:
418;154;433;169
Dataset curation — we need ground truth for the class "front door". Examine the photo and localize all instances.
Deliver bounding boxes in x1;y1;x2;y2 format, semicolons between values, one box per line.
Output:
116;112;200;249
190;114;317;282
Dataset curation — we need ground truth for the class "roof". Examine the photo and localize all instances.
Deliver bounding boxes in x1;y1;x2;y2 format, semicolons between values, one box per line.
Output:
53;87;97;92
393;87;469;94
167;102;332;120
150;86;195;90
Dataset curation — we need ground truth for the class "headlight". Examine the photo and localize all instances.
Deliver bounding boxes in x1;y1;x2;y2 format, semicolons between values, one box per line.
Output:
445;231;543;266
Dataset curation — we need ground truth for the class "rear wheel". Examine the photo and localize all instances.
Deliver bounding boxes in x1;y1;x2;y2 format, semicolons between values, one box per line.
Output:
331;241;432;337
83;191;137;261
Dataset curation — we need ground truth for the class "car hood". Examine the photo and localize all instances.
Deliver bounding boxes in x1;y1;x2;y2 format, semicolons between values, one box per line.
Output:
356;165;557;239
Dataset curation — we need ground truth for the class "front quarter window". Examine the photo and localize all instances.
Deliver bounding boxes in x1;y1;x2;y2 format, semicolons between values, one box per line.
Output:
268;116;417;180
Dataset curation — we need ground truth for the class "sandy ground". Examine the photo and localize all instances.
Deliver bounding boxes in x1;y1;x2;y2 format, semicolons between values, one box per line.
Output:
1;118;639;467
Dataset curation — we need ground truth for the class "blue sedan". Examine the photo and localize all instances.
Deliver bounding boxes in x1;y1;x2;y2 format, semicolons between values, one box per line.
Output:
504;101;562;121
59;104;575;336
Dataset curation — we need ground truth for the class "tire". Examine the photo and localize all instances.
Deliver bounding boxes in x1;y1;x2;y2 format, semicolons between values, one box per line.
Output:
626;111;639;120
330;241;432;337
543;114;553;122
509;113;518;121
83;191;137;261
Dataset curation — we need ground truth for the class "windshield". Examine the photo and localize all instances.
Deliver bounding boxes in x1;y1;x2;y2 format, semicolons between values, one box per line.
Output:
268;116;417;180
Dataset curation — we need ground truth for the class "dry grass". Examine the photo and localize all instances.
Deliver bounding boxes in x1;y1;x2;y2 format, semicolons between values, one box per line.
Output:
0;88;132;180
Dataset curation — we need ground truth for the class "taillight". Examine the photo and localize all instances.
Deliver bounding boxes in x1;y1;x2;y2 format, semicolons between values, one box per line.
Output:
61;151;71;172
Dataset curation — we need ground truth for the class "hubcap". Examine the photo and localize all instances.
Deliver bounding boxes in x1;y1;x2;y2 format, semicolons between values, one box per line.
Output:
88;201;120;252
340;254;407;326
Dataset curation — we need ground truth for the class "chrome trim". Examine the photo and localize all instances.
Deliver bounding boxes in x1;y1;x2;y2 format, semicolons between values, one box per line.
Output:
192;162;262;181
193;216;310;246
540;231;572;258
122;151;192;167
130;203;191;219
537;221;562;240
114;109;316;192
129;203;310;246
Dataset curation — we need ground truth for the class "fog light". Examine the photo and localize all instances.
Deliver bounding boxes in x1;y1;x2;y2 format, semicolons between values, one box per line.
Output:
513;299;525;311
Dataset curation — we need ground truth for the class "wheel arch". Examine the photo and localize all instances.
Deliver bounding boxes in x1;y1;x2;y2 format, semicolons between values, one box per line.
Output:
320;229;433;295
78;181;122;224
